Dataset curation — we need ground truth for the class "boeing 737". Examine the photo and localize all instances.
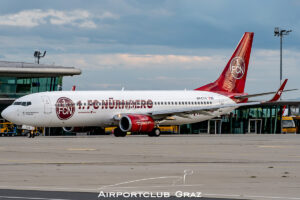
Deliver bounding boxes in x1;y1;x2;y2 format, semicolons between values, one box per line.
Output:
1;32;295;136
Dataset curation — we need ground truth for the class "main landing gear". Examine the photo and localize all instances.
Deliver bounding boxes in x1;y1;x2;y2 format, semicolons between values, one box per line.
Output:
113;127;127;137
113;127;161;137
148;128;161;137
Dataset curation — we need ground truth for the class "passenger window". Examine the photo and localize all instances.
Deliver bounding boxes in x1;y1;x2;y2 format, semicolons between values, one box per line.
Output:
27;102;32;106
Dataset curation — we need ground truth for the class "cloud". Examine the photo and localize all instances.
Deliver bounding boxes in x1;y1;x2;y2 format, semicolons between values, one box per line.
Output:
49;53;215;70
0;9;118;28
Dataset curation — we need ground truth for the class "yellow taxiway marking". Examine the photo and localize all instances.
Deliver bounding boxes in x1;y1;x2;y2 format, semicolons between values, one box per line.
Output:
67;148;96;151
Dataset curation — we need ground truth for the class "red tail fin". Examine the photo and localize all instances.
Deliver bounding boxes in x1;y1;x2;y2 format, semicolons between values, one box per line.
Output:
269;79;287;102
195;32;254;94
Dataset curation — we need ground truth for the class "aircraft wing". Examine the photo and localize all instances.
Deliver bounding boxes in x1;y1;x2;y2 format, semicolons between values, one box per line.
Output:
234;79;297;100
149;102;260;119
149;79;300;119
256;101;300;106
113;79;299;121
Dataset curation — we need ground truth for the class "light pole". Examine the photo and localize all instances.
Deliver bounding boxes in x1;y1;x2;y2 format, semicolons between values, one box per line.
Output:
274;27;292;134
274;27;292;86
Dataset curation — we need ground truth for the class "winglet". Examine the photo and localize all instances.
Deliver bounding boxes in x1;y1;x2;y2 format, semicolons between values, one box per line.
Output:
71;85;76;91
269;79;288;102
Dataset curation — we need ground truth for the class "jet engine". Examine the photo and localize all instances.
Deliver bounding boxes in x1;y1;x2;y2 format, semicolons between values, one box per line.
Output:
119;114;155;132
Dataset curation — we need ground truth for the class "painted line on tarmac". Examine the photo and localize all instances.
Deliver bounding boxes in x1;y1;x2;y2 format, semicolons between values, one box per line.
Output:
66;148;96;151
0;186;96;192
245;195;300;200
101;184;204;190
204;193;300;200
1;187;300;200
0;196;69;200
258;145;294;148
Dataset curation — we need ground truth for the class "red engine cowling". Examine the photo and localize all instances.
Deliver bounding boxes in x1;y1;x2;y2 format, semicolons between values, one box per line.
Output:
119;114;155;133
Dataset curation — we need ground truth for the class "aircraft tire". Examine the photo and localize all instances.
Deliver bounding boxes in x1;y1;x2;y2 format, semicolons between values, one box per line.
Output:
153;128;161;137
114;128;126;137
120;131;127;137
148;128;161;137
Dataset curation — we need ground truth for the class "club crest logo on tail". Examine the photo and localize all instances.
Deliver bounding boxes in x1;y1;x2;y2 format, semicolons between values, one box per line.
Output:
56;97;75;120
230;57;245;79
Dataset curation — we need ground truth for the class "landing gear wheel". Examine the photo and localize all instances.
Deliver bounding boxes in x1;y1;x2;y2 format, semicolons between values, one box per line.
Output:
120;131;127;137
114;128;127;137
153;128;161;137
148;128;161;137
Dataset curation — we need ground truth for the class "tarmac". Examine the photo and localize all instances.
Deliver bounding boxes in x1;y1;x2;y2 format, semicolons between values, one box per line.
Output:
0;134;300;200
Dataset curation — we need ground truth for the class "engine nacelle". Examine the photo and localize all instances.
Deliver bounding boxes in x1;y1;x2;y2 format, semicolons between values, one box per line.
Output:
63;127;94;133
119;114;155;133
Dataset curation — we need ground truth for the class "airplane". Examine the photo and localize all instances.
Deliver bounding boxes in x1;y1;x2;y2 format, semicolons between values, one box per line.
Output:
1;32;296;137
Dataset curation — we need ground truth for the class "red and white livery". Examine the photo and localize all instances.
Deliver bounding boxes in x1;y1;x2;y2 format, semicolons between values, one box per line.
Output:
1;32;293;136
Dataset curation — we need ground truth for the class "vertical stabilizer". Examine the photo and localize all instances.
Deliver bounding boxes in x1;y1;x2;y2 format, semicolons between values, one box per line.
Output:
195;32;254;94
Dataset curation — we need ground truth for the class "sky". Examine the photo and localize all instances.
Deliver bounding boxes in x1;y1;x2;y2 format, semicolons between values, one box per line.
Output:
0;0;299;99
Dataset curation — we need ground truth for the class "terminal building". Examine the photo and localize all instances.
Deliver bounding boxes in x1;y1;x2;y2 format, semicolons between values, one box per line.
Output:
180;104;300;134
0;61;81;115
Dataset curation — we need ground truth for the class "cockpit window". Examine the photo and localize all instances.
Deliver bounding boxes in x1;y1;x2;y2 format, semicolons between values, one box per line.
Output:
13;101;32;106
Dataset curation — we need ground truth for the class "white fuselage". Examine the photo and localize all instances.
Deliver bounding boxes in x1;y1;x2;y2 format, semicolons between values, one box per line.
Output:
2;90;236;127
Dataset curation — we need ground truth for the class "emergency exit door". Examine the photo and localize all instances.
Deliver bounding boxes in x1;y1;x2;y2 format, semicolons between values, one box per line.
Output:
41;96;52;114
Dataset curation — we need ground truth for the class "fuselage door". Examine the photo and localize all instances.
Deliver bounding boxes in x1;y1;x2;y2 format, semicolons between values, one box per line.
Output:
219;98;225;105
41;96;52;114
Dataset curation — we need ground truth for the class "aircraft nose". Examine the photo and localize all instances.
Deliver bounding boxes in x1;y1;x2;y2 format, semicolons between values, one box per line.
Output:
1;106;13;122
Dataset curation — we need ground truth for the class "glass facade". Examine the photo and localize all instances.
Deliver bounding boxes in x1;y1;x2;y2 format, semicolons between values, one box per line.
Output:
0;77;62;98
180;106;283;134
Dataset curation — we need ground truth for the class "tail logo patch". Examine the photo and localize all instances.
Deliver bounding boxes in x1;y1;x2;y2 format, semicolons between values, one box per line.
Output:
230;57;245;79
